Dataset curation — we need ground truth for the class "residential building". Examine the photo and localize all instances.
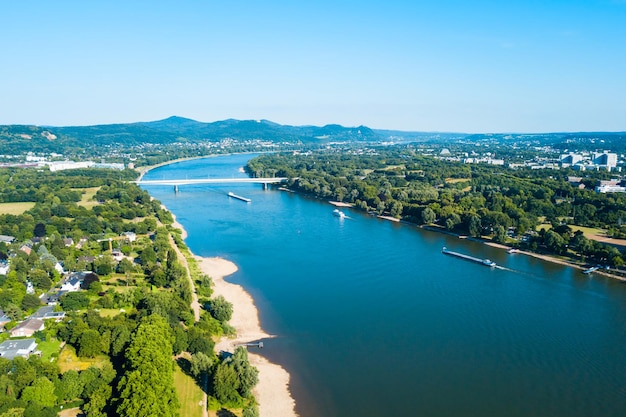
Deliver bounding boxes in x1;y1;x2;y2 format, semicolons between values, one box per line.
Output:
0;339;38;360
0;235;15;244
0;309;11;328
31;306;66;322
60;275;83;292
10;318;44;337
0;261;9;275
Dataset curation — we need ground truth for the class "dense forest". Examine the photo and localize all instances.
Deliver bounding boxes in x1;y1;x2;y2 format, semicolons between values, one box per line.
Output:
0;167;258;417
247;148;626;269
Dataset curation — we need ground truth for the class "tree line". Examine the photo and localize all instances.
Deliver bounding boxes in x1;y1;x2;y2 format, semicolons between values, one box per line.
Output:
247;148;626;267
0;166;259;416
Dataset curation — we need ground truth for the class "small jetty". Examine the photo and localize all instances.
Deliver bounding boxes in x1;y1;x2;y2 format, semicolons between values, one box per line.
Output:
228;191;251;203
583;266;600;274
442;247;496;267
236;341;264;349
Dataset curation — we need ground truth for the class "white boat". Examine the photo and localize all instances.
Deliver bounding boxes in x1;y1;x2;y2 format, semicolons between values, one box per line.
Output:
333;209;346;218
482;259;497;267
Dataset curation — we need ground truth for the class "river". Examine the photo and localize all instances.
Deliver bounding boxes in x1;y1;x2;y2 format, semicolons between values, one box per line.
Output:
142;153;626;417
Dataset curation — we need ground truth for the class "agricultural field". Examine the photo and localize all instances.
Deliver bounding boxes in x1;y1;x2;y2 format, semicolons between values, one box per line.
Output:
0;201;36;215
75;186;101;208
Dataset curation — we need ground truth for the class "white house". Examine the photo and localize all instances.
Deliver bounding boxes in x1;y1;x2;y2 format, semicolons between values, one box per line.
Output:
122;232;137;242
60;276;82;292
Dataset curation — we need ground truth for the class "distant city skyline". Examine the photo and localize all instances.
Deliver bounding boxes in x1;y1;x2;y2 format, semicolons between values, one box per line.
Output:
1;1;625;133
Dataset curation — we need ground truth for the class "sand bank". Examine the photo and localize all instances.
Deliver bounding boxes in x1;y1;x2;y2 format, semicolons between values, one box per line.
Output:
195;257;299;417
143;156;299;416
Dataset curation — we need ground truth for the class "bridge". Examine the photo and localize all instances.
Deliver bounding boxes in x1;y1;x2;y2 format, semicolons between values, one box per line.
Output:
134;177;289;192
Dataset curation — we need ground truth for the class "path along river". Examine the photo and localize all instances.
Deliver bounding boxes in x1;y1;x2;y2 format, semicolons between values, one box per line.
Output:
142;153;626;417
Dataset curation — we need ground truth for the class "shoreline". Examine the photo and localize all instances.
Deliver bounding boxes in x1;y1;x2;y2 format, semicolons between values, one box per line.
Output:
195;257;298;417
158;195;298;416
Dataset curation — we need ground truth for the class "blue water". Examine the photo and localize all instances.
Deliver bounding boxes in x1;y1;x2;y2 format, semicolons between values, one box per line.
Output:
142;154;626;417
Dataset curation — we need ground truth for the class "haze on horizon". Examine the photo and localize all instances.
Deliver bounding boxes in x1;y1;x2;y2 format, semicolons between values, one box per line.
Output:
1;1;624;134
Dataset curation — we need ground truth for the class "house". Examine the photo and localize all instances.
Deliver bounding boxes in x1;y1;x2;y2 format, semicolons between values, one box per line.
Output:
75;237;89;249
0;339;38;360
54;262;65;274
0;309;11;328
122;232;137;243
0;235;15;244
0;261;9;275
60;275;83;292
19;245;32;255
112;248;124;261
31;306;66;322
10;318;44;337
26;281;35;294
63;238;74;247
42;291;66;306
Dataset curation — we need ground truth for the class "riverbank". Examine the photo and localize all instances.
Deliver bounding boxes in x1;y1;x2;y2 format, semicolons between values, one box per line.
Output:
147;159;298;417
195;257;298;417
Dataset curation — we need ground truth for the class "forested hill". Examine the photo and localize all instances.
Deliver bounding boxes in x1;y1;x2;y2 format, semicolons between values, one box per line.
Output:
3;117;625;155
0;116;383;154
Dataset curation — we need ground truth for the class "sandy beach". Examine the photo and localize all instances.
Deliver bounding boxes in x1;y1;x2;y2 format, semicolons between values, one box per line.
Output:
160;197;298;417
195;257;299;417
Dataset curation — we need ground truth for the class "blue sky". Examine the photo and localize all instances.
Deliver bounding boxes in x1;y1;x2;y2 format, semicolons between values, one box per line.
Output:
1;1;624;132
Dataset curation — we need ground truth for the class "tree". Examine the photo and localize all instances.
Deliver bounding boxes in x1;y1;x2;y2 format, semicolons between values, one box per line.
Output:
208;296;233;323
140;246;157;266
116;315;179;417
94;255;114;276
231;347;258;398
468;215;482;238
421;207;436;225
78;330;102;358
60;292;90;311
190;352;213;378
492;225;507;244
242;405;260;417
28;269;52;291
57;370;82;401
20;294;41;312
33;223;47;238
212;362;240;404
82;383;112;417
20;377;57;407
544;230;567;255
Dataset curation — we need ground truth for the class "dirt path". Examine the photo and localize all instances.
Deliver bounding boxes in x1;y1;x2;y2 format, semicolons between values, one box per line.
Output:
163;211;206;417
168;233;201;322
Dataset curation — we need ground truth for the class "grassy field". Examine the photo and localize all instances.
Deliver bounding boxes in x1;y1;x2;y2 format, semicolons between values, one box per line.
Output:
58;345;110;373
174;366;205;417
97;308;128;318
75;187;101;208
445;178;471;184
537;223;607;237
0;202;36;215
38;338;62;361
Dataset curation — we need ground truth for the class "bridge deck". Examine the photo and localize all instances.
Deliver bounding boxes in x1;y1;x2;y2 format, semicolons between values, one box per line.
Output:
134;177;288;186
